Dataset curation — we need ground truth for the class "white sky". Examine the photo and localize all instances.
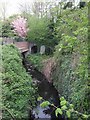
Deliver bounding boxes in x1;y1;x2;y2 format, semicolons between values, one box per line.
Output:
0;0;81;18
0;0;34;18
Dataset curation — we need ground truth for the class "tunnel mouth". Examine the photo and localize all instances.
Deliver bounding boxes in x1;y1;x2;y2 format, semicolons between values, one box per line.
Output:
31;45;38;54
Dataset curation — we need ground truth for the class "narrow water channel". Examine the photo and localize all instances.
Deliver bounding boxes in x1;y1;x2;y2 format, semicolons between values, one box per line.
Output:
23;58;66;120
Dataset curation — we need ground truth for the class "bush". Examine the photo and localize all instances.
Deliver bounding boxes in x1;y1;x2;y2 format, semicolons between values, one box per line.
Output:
52;6;89;119
2;45;36;119
27;54;48;71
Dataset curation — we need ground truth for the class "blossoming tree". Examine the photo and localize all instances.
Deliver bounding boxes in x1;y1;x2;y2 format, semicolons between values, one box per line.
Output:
12;16;28;39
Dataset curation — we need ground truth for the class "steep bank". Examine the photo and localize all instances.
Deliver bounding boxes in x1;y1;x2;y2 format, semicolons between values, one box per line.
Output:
2;45;36;119
52;6;89;118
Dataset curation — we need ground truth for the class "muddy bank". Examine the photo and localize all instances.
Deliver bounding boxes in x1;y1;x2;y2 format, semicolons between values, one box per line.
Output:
42;58;56;83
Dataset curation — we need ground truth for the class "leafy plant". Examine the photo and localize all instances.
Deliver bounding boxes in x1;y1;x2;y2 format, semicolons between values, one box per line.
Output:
52;5;89;118
38;96;90;119
27;54;43;71
2;19;14;37
26;16;49;46
2;45;37;119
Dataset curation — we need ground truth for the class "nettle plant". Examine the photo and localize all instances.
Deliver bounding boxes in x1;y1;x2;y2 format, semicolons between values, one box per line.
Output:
12;16;29;38
38;96;90;120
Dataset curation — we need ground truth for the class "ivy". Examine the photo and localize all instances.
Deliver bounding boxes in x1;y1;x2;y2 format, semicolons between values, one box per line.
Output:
52;5;89;119
55;108;63;117
2;45;37;119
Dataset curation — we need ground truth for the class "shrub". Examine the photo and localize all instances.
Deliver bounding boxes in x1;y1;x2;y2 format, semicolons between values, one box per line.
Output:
27;54;45;71
2;45;36;119
52;6;89;119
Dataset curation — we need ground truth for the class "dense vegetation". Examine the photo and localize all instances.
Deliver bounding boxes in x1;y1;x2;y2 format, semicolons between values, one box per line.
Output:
27;6;89;119
2;45;36;119
27;54;44;72
1;1;90;119
27;54;50;71
52;6;89;118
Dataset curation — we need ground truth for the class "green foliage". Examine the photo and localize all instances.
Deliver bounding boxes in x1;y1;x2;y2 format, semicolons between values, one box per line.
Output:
44;18;57;48
2;45;37;119
2;19;14;38
66;110;71;118
40;101;50;108
40;97;90;119
27;54;43;71
37;96;43;101
52;6;89;119
27;16;49;45
60;99;67;106
1;14;22;40
26;15;58;50
55;108;63;116
0;21;2;37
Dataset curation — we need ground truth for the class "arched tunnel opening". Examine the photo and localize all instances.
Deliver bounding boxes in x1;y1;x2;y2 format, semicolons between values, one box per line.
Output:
31;45;38;54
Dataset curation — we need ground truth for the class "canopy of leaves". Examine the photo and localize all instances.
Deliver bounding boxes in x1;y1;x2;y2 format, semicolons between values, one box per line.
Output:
26;15;49;45
2;19;14;38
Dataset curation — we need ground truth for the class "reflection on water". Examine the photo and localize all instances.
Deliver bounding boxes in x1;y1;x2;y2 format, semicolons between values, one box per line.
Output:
33;105;51;119
31;80;62;120
23;59;65;120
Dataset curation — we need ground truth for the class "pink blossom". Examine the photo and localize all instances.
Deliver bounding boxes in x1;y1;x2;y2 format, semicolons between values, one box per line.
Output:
11;16;29;38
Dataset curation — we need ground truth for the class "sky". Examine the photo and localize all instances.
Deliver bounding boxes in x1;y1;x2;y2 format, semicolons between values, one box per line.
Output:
0;0;81;19
0;0;34;18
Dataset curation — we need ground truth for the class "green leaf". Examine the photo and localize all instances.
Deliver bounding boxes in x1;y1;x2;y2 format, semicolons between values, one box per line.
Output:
37;97;43;101
69;104;74;109
60;100;67;106
66;110;71;118
55;108;63;117
40;101;50;108
82;114;88;119
61;105;67;110
60;97;65;101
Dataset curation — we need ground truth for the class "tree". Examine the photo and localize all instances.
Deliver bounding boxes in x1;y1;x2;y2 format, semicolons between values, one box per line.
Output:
12;16;29;39
2;19;14;37
1;14;21;38
26;15;49;45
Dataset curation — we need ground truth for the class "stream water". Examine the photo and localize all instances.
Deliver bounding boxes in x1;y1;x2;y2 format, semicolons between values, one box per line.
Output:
23;58;66;120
